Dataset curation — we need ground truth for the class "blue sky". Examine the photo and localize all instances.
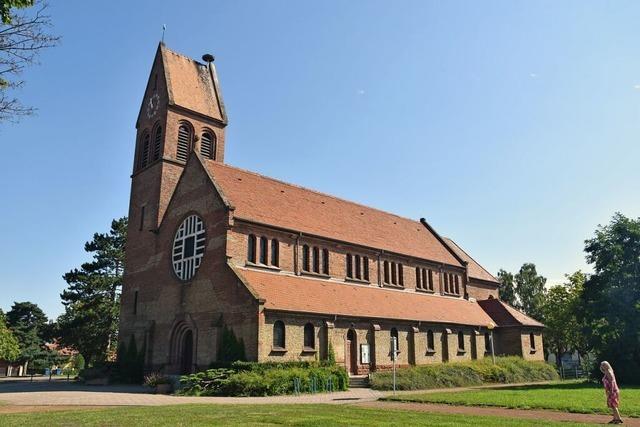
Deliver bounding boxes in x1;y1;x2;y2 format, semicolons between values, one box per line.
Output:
1;1;639;319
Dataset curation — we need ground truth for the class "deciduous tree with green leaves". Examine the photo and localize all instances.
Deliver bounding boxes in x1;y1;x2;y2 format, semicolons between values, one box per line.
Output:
0;313;20;362
58;218;127;365
514;263;546;321
541;271;586;366
579;213;640;383
497;269;519;308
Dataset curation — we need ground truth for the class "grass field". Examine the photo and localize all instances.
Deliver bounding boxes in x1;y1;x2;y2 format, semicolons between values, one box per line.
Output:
0;403;595;426
384;381;640;417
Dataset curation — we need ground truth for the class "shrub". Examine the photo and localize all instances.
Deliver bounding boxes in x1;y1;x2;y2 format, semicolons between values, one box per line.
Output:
144;372;172;387
370;357;559;391
178;363;348;397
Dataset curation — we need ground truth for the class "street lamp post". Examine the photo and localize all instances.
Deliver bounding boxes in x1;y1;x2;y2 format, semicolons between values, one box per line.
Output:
487;322;496;364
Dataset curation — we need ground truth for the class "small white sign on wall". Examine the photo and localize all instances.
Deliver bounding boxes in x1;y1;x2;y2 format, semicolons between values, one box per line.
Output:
360;344;370;364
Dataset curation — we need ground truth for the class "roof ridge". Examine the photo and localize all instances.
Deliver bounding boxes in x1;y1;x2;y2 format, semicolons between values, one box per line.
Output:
207;160;427;227
443;237;499;282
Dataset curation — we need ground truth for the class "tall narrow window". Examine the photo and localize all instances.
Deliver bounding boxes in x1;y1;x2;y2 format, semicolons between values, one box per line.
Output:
152;125;162;161
271;239;279;267
259;236;268;264
384;261;390;283
139;132;150;169
428;270;434;290
454;275;460;295
273;321;285;349
346;254;353;278
248;234;257;263
444;273;449;293
302;245;310;272
398;264;404;286
427;330;435;351
355;255;362;279
200;131;215;159
139;206;145;231
133;290;138;315
322;249;329;275
304;323;315;349
363;257;369;281
177;124;192;162
391;262;397;284
422;269;428;290
312;246;320;273
484;332;491;353
458;331;465;351
416;267;422;289
530;333;536;350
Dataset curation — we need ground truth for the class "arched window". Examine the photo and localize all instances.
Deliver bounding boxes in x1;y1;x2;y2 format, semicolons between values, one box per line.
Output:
363;257;369;281
304;323;315;349
271;239;279;267
529;333;536;350
200;131;216;160
427;330;435;351
152;125;162;161
346;254;353;278
383;261;390;283
247;234;257;263
391;262;397;284
177;123;192;162
312;246;320;273
458;331;465;351
390;328;399;355
302;245;310;272
259;236;268;264
139;132;150;169
273;320;285;349
484;332;491;353
322;249;329;275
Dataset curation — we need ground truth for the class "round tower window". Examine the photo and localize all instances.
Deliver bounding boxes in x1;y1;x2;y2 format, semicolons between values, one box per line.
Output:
172;215;206;281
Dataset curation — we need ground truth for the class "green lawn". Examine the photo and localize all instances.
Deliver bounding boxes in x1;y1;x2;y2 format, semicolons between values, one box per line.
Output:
384;381;640;417
0;403;593;426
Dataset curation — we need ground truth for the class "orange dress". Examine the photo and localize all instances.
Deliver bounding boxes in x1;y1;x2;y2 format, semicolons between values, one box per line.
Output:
603;375;620;408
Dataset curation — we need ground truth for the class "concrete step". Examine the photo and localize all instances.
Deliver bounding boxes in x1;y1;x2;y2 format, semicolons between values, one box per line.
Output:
349;376;370;388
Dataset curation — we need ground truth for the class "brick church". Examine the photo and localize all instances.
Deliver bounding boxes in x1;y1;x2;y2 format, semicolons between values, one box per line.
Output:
119;44;544;375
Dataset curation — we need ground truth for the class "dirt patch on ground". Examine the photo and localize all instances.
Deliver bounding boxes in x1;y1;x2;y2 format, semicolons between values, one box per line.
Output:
0;405;116;414
358;401;639;426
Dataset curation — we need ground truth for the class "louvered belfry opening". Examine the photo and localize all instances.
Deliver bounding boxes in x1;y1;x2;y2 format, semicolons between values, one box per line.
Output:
200;131;215;160
152;125;163;161
177;124;192;162
139;132;150;169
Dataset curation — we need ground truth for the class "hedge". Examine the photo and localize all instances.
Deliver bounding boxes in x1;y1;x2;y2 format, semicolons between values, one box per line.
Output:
178;361;348;396
369;357;559;391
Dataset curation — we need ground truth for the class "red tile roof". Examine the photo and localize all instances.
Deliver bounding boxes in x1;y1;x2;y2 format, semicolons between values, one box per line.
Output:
236;267;496;326
477;298;544;328
204;160;462;267
443;237;499;284
161;44;226;123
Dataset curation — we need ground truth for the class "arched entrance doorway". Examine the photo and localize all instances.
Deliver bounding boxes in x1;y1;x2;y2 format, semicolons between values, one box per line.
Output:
179;330;194;375
345;329;358;375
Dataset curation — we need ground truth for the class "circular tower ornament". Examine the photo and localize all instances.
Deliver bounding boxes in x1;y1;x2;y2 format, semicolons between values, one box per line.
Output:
172;215;206;281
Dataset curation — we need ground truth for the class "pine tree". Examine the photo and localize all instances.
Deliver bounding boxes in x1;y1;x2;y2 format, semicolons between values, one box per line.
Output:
58;217;127;365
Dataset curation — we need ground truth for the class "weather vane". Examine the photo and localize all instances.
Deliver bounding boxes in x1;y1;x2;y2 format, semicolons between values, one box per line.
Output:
162;24;166;43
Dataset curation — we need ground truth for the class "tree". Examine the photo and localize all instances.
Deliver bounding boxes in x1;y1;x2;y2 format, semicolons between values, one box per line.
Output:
579;213;640;383
6;301;49;367
497;269;519;308
514;263;546;321
0;0;59;122
58;218;127;365
541;271;586;366
0;314;20;362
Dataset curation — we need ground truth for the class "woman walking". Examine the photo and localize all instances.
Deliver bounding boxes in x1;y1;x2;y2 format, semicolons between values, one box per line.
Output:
601;361;622;424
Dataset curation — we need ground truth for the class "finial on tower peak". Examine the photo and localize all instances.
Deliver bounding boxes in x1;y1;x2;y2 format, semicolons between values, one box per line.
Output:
202;54;215;64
